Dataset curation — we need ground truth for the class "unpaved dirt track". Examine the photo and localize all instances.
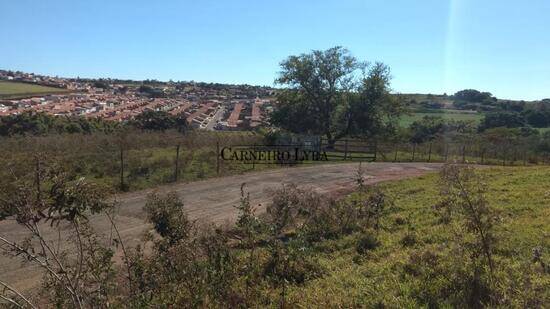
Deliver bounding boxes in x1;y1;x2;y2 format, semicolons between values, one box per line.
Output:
0;162;442;291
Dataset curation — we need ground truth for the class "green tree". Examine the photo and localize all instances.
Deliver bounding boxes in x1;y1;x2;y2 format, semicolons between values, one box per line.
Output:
0;111;118;136
271;47;402;146
478;112;525;131
409;116;445;143
454;89;494;103
133;110;188;132
271;47;358;146
345;62;403;138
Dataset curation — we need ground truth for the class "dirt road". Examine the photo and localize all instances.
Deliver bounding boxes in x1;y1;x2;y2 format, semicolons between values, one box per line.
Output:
0;162;442;290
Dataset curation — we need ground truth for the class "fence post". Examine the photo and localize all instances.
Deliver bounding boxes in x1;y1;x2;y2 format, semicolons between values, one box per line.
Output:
428;142;432;162
444;145;449;162
373;141;377;162
481;148;485;165
119;146;125;190
174;144;180;182
411;143;416;162
461;145;466;163
344;139;348;160
394;144;398;162
35;155;41;203
216;141;220;175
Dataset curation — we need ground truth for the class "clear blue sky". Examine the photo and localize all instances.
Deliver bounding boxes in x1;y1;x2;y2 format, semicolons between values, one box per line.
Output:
1;0;549;100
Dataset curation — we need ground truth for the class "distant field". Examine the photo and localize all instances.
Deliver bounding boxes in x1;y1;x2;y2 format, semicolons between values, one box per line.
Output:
0;81;69;99
401;93;455;108
400;111;550;133
400;110;484;127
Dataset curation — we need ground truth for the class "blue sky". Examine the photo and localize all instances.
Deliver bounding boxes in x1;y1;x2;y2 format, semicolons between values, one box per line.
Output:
1;0;549;100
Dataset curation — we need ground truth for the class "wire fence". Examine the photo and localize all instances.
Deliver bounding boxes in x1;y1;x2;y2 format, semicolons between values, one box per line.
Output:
0;131;264;192
1;133;548;192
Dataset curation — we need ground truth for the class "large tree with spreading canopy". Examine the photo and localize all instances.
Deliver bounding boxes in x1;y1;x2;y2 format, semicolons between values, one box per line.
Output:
270;46;403;146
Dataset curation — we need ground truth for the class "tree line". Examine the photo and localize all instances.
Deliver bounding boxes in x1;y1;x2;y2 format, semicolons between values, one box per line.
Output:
0;110;189;136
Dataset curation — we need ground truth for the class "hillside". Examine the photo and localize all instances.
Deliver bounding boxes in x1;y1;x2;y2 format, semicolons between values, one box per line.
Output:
277;166;550;307
399;91;550;131
3;162;547;307
0;81;70;99
399;109;483;127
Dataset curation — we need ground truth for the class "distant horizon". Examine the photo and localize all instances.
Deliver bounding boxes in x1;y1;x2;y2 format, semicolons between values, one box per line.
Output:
2;66;545;102
0;67;274;87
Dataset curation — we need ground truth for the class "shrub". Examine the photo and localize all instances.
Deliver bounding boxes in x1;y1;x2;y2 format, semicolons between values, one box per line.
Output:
0;163;120;308
400;233;417;247
144;192;193;245
393;215;407;226
356;231;380;254
133;192;243;307
432;164;500;307
263;238;322;285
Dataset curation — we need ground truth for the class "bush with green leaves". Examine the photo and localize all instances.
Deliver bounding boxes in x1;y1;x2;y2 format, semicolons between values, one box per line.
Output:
130;192;242;307
0;163;121;308
356;231;380;255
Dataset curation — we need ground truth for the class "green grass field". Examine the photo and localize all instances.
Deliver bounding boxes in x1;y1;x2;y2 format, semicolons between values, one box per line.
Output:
0;81;70;99
400;110;550;133
279;166;550;307
400;110;484;127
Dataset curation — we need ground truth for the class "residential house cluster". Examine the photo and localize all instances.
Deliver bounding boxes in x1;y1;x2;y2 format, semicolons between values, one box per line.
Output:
0;69;275;131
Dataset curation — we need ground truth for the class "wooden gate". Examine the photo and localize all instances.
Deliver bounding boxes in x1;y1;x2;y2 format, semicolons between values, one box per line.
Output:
320;138;377;162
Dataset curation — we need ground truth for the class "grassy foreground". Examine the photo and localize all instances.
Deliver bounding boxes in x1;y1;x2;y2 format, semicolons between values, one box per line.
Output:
280;166;549;307
2;162;549;307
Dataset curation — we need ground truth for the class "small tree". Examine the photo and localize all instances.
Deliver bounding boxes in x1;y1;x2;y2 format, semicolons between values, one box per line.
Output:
234;184;264;304
144;192;193;246
435;164;499;306
135;192;240;307
0;163;121;308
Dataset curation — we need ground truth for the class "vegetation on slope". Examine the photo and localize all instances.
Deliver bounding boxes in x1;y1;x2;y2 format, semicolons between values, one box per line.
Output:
0;129;267;192
0;111;121;136
402;90;550;132
281;166;550;307
0;163;548;307
399;110;483;127
0;110;193;136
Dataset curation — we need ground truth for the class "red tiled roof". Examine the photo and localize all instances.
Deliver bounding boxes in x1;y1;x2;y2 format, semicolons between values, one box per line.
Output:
251;103;261;122
186;102;213;123
227;103;243;127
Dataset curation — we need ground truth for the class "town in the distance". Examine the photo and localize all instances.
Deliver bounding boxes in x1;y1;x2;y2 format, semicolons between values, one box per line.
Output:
0;69;276;130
